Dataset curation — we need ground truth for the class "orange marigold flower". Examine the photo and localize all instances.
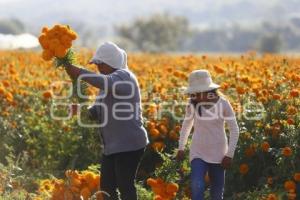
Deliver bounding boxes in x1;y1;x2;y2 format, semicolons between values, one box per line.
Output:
154;195;163;200
287;118;295;125
54;45;68;58
42;26;49;33
294;173;300;182
272;93;281;100
48;38;61;51
214;65;225;73
149;128;160;139
60;34;72;44
5;92;14;102
166;182;179;193
236;86;245;95
43;91;52;99
152;142;165;152
68;31;78;40
80;187;91;200
287;191;296;200
261;141;270;152
147;178;157;187
147;121;156;129
258;96;268;104
0;87;4;96
173;70;181;78
168;130;179;141
220;82;230;90
239;163;249;175
2;80;10;87
38;34;47;45
290;89;299;98
267;194;278;200
42;50;54;61
158;124;168;135
284;180;296;191
282;147;292;157
286;106;297;115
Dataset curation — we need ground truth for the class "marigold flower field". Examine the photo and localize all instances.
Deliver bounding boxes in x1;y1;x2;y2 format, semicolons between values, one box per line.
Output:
0;50;299;199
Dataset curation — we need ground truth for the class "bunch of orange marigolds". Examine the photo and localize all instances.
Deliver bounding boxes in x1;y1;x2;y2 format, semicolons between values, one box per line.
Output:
38;24;88;102
36;170;102;200
147;178;179;200
39;24;77;61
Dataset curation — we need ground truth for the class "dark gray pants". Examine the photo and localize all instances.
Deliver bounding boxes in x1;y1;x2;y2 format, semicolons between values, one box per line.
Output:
100;148;145;200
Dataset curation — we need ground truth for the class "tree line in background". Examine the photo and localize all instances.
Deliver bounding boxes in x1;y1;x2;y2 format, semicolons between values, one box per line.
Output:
1;13;300;53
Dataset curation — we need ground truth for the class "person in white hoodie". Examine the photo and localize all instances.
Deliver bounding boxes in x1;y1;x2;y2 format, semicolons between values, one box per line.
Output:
176;70;240;200
65;41;148;200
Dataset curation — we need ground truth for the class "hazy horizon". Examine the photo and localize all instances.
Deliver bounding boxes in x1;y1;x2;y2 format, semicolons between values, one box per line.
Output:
1;0;299;34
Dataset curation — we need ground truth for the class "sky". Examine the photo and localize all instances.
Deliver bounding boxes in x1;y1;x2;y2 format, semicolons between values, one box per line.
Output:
0;0;299;50
0;0;299;33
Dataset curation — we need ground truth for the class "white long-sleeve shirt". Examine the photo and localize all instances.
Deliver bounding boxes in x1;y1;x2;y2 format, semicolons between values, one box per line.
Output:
178;96;239;163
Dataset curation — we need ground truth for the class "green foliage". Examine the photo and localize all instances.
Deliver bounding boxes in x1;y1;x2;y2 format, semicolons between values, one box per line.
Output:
71;78;89;103
117;13;189;52
0;152;39;197
228;187;287;200
154;152;180;182
54;49;76;68
136;182;153;200
54;48;88;103
0;94;102;179
86;164;101;174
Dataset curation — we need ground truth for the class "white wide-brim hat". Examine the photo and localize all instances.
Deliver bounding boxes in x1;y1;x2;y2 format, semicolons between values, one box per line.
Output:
89;41;128;69
184;69;220;94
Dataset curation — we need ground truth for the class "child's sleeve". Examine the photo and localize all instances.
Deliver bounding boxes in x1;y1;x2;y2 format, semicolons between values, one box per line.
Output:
178;103;195;151
223;100;240;158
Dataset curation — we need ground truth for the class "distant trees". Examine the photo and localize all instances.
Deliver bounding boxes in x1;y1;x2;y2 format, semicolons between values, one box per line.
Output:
259;34;282;53
0;18;25;34
185;25;285;53
116;13;189;52
115;14;300;53
1;14;300;53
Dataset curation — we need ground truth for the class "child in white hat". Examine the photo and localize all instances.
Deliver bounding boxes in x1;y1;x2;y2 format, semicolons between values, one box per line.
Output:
176;69;240;200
